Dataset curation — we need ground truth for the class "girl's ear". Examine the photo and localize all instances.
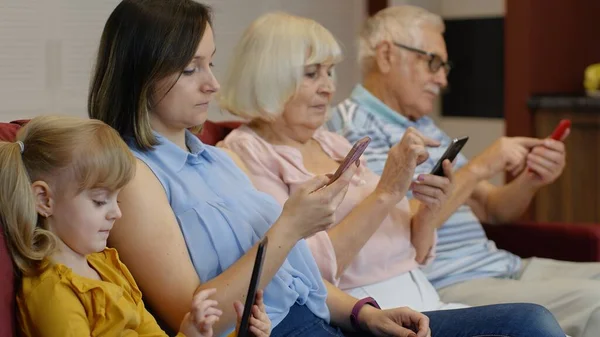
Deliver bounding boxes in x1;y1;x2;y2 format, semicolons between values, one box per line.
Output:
31;181;54;218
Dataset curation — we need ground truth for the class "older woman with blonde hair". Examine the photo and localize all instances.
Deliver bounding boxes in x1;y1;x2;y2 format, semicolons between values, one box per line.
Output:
219;11;566;337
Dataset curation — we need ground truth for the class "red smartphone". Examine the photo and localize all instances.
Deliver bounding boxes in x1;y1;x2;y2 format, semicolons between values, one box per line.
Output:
550;119;571;140
326;136;371;186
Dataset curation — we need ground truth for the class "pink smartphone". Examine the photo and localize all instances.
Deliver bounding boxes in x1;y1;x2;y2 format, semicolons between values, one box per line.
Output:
326;136;371;186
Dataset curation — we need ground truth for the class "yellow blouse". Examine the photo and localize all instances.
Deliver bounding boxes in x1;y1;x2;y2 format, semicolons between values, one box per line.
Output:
17;248;184;337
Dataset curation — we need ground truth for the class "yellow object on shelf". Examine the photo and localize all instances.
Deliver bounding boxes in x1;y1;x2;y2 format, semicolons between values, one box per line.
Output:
584;63;600;97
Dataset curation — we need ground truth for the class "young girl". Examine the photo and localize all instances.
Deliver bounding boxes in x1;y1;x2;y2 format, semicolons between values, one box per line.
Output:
0;116;271;337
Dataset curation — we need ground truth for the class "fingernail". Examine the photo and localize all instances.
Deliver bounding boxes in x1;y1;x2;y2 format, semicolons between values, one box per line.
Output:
418;175;425;181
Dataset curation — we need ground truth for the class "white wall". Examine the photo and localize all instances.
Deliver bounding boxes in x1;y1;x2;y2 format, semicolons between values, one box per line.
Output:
389;0;441;12
0;0;365;122
0;0;505;180
390;0;505;183
0;0;121;122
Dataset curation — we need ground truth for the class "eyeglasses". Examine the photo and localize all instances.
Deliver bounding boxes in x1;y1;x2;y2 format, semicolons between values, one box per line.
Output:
393;42;452;76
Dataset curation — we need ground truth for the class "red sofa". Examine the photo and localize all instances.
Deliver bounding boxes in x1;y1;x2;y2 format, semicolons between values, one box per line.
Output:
2;119;600;336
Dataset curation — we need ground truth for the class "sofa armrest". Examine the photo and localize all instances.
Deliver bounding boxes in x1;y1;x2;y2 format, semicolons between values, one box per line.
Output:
199;120;243;146
482;221;600;262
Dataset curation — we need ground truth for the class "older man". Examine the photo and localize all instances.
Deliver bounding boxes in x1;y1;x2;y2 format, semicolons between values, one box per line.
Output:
327;5;600;337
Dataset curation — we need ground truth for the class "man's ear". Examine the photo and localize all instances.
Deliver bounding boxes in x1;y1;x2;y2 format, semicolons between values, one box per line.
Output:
374;41;394;74
31;181;54;218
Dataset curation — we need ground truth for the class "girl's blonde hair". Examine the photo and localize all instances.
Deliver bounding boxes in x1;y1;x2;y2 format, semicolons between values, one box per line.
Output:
219;12;342;121
0;116;135;276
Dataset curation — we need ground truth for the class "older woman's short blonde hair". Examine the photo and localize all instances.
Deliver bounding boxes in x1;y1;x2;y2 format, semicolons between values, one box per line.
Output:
359;5;444;74
219;12;342;121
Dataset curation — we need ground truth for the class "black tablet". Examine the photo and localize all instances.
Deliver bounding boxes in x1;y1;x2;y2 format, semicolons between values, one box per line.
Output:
237;236;268;337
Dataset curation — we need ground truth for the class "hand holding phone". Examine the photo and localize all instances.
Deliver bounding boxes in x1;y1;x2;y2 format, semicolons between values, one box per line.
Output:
430;136;469;176
527;119;571;175
326;136;371;186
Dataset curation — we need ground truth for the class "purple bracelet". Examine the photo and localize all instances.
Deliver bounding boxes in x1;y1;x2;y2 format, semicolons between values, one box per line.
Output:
350;297;381;332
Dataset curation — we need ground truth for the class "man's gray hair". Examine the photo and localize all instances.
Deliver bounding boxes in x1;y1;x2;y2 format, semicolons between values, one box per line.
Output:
358;5;444;74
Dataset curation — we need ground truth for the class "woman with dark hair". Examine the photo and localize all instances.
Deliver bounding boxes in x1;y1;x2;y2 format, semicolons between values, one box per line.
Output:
89;1;565;337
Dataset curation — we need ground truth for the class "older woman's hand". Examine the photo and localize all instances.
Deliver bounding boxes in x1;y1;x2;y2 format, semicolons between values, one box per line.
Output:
278;162;358;240
411;159;453;212
375;128;440;203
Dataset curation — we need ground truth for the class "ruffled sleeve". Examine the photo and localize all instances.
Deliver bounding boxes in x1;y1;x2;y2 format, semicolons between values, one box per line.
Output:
18;275;92;337
101;249;168;336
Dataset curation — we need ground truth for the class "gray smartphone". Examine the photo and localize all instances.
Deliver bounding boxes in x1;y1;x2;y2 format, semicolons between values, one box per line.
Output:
430;136;469;176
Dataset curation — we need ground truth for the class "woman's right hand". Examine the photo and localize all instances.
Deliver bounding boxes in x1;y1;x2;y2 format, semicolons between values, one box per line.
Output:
278;162;358;240
376;127;440;202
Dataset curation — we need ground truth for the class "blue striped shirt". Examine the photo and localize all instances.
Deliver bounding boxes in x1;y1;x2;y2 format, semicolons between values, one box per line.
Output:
326;84;521;289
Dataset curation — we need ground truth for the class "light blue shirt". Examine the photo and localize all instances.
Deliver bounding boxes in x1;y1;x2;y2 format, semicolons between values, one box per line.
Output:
128;130;329;335
327;84;521;289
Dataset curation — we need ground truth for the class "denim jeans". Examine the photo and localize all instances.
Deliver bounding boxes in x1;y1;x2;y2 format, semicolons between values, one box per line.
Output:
271;302;565;337
423;303;565;337
271;303;346;337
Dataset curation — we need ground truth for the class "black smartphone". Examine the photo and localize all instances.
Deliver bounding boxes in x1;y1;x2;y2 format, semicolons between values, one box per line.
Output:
237;236;268;337
430;136;469;176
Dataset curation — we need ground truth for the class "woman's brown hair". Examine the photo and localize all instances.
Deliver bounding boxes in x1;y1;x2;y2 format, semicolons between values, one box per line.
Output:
88;0;212;150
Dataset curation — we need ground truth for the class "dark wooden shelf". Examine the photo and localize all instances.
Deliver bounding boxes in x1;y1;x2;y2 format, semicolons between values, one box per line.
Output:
529;95;600;112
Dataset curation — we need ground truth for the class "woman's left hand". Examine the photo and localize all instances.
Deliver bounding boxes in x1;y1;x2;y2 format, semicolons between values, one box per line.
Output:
358;305;431;337
233;290;271;337
411;159;453;214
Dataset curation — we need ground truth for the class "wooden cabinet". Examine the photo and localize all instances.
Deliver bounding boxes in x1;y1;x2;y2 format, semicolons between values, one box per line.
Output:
505;0;600;222
531;97;600;223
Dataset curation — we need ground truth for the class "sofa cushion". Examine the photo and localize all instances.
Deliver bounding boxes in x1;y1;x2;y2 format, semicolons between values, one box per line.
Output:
0;122;21;142
0;121;19;336
2;119;240;145
0;226;15;337
199;120;243;146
